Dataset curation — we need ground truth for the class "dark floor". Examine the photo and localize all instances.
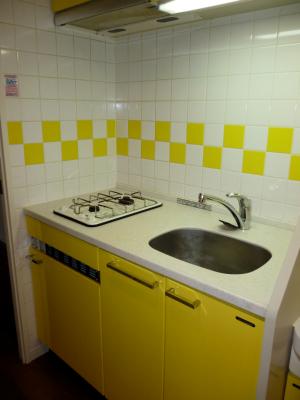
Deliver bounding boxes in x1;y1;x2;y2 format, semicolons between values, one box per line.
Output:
0;241;105;400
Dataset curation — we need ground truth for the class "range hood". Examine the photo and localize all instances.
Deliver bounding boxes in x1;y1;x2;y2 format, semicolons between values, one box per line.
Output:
54;0;300;37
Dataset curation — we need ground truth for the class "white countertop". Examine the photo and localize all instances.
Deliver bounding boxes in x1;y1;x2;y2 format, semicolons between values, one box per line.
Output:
24;195;293;318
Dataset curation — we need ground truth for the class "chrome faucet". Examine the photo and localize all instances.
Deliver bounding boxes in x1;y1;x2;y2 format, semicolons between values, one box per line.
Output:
198;193;251;230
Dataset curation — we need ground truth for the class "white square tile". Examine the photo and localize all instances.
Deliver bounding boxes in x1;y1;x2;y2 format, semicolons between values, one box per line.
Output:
20;76;39;98
45;162;62;182
186;144;203;165
292;128;300;153
207;76;227;100
278;14;300;45
169;182;185;198
206;102;225;124
9;145;24;166
0;0;13;24
57;56;75;79
222;148;243;172
91;61;106;81
37;30;56;54
76;79;92;100
63;160;79;179
155;161;169;180
129;61;142;81
253;17;278;46
155;101;170;121
44;142;61;163
115;42;128;63
16;26;36;52
129;40;142;61
265;152;290;179
171;101;188;122
173;31;190;56
287;181;300;207
262;177;287;202
0;49;17;72
157;35;172;58
272;72;299;99
142;81;155;101
76;101;92;119
202;168;221;191
93;101;107;119
93;120;106;138
116;62;128;83
157;57;172;79
36;5;55;31
171;122;186;143
276;44;300;72
187;101;205;122
244;126;268;150
116;119;128;137
41;99;59;120
91;40;106;61
13;187;28;208
172;79;189;100
260;201;285;221
269;100;296;126
282;205;300;225
40;77;58;99
241;173;263;198
94;157;108;174
128;102;141;120
225;101;247;124
18;51;38;75
46;181;63;200
116;82;128;101
142;37;156;60
4;98;21;120
246;100;270;125
156;80;171;101
170;163;186;183
154;179;169;196
209;25;230;51
129;157;141;174
128;139;141;158
75;58;90;80
11;166;26;188
251;46;276;73
142;60;156;81
58;78;76;100
129;82;141;101
63;178;79;197
142;159;155;178
208;51;229;76
38;54;57;77
74;36;90;59
230;22;253;49
142;121;155;140
21;99;41;121
185;165;202;186
28;184;46;205
229;48;251;74
184;184;202;200
26;165;45;186
141;177;155;192
248;74;273;99
59;101;76;120
79;158;93;177
188;78;207;101
23;121;42;143
173;55;189;78
190;28;209;53
227;75;249;100
155;142;170;162
13;0;35;27
189;53;208;77
220;171;241;193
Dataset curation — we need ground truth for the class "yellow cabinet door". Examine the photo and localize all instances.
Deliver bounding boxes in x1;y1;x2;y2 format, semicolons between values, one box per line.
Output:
285;373;300;400
164;279;264;400
100;249;165;400
45;255;103;393
30;247;50;346
52;0;90;12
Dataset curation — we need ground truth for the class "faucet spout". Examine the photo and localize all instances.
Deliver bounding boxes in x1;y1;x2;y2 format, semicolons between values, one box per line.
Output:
198;193;251;230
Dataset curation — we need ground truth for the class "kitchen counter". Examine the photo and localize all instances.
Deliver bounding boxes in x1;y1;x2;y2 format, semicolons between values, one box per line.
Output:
24;195;293;317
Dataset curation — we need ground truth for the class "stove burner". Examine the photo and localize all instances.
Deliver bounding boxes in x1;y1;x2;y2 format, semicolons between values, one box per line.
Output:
89;205;100;212
118;195;134;205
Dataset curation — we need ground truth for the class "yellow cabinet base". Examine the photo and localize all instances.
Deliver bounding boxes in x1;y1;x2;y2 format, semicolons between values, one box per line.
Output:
285;373;300;400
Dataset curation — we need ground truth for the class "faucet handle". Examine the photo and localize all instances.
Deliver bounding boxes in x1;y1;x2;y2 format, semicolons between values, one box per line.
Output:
226;193;251;207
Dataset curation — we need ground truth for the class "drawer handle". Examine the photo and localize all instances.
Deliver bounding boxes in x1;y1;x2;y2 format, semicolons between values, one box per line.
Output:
26;254;43;264
166;288;200;309
292;383;300;390
106;261;159;289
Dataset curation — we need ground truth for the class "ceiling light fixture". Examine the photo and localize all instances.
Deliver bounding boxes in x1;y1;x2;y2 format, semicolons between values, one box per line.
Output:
159;0;241;14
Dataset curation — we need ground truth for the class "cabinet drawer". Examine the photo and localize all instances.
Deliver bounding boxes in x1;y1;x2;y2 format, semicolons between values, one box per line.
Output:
285;373;300;400
42;224;98;269
26;216;43;241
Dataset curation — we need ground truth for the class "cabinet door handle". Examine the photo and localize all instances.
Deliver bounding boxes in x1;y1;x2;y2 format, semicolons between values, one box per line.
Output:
166;288;200;309
106;261;159;289
26;254;43;264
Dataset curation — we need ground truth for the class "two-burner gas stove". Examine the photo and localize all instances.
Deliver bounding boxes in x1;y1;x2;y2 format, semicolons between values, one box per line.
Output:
53;190;162;227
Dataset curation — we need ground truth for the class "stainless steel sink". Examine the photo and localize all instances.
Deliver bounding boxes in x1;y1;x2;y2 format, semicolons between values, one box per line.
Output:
149;228;272;274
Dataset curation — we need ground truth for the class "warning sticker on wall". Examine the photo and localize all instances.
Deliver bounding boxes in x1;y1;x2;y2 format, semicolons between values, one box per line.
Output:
5;74;18;96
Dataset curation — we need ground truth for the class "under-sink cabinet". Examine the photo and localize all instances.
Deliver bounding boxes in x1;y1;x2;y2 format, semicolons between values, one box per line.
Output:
26;216;266;399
